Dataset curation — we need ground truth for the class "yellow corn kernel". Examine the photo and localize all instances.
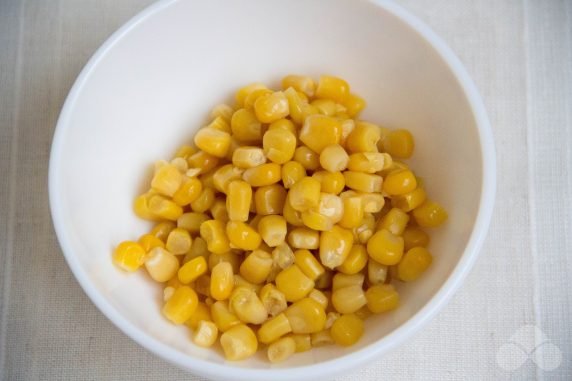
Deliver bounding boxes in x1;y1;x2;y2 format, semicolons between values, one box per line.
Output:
194;127;231;158
171;157;189;173
175;145;196;159
210;198;229;223
288;228;320;249
284;298;326;334
332;286;367;314
267;336;296;363
311;330;334;347
294;249;325;281
281;161;306;189
150;221;176;241
212;165;243;194
193;320;218;348
275;265;315;302
293;146;320;171
257;215;287;247
301;209;334;231
282;87;305;124
233;274;262;294
330;314;364;346
383;169;417;196
345;121;381;153
198;170;216;190
398;247;432;281
172;177;203;206
283;194;304;226
332;273;365;291
383;129;414;158
211;300;240;332
314;269;333;290
343;171;383;193
189;187;215;213
269;118;296;134
366;284;399;313
209;251;241;275
228;287;267;324
145;247;180;282
347;152;386;173
272;242;295;269
113;241;146;272
391;187;427;212
259;283;288;316
232;146;266;169
368;259;388;285
187;151;219;175
200;219;230;254
240;249;273;284
210;262;234;301
343;93;366;117
162;286;198;324
226;221;261;250
195;274;211;297
148;195;183;221
377;207;410;236
288;177;321;212
258;313;292;344
299;115;342;154
236;83;267;107
254;184;287;216
403;226;430;250
177;212;208;235
314;193;343;224
359;192;386;213
412;200;448;227
151;163;183;197
312;171;345;194
339;119;355;146
243;86;273;110
220;324;258;361
178;256;207;284
164;286;176;301
231;108;262;143
133;191;158;220
282;75;315;97
308;289;329;310
185;302;211;329
319;144;349;172
138;234;164;252
337;244;368;275
339;196;364;229
311;99;336;116
352;212;376;244
165;228;192;255
242;163;281;187
354;306;372;320
211;103;234;122
367;229;404;265
225;180;252;222
324;311;340;329
254;91;289;123
285;334;310;353
315;75;349;102
319;225;354;269
263;128;296;164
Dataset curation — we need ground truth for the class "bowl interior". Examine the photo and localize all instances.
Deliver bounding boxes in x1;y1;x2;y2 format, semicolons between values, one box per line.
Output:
51;0;484;375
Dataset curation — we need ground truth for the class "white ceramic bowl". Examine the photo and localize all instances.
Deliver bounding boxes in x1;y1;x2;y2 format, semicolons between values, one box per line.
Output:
49;0;495;379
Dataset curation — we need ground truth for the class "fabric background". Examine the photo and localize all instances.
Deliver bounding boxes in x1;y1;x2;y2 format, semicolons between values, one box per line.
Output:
0;0;571;380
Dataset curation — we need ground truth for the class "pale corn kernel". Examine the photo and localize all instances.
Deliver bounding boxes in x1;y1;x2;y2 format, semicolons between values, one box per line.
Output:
309;289;329;310
193;320;218;347
325;311;341;329
166;228;192;255
113;241;146;272
319;144;349;172
284;298;326;334
276;264;315;302
294;249;325;281
151;163;183;197
330;314;364;346
340;119;355;146
233;274;262;294
145;247;180;282
332;273;365;291
311;330;334;347
240;249;274;284
170;157;188;173
314;193;344;224
299;115;342;154
331;286;367;314
259;283;288;316
232;146;266;169
226;180;252;222
229;287;268;324
208;251;241;276
211;104;234;121
174;145;196;159
242;163;282;187
210;262;234;301
368;259;388;285
282;75;315;97
163;286;176;302
220;324;258;361
272;242;295;269
288;228;320;250
258;313;292;344
263;128;297;164
258;215;287;247
319;225;354;269
194;127;231;158
289;334;312;352
267;337;296;363
359;192;386;213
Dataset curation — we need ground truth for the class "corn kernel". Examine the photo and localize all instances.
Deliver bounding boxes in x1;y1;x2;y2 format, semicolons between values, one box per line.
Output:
308;289;329;310
175;145;196;159
343;171;383;193
267;336;296;363
337;244;368;275
187;151;219;174
258;215;287;247
359;192;386;213
240;249;273;284
281;161;306;189
210;198;229;223
294;249;325;281
383;129;414;158
347;152;386;173
254;184;287;216
162;286;198;324
338;196;364;229
113;241;146;272
314;269;333;290
228;287;267;324
398;247;432;281
312;171;345;194
352;212;376;244
367;229;404;265
315;75;350;103
282;75;315;97
210;262;234;301
232;146;266;169
301;209;334;231
299;115;342;154
225;180;252;222
368;259;388;285
377;207;409;236
263;128;296;164
412;200;448;227
288;228;320;249
200;219;230;254
151;221;176;241
340;119;355;146
233;274;262;293
272;242;295;269
190;187;215;213
319;225;354;269
258;312;292;344
319;144;349;172
172;177;203;206
231;108;262;143
366;284;399;313
275;264;315;302
185;301;211;329
138;234;164;252
284;298;326;334
212;165;244;193
133;192;158;220
194;127;231;158
220;324;258;361
343;93;366;117
195;274;211;297
332;286;367;314
311;330;334;347
311;99;336;116
199;170;216;189
346;121;381;153
283;194;304;226
178;256;207;284
288;177;321;212
165;228;192;255
269;118;296;134
293;146;320;171
332;273;365;291
226;221;261;250
145;247;180;282
391;187;427;212
286;334;310;353
211;103;234;121
403;226;430;250
259;283;288;316
242;163;281;187
177;212;208;234
151;163;183;197
283;87;307;125
383;169;416;196
330;314;363;346
148;195;183;220
314;193;343;224
211;300;241;332
236;83;267;107
193;320;218;348
254;91;289;123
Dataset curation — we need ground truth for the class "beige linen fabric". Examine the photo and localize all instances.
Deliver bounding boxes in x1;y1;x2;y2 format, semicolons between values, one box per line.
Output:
0;1;570;379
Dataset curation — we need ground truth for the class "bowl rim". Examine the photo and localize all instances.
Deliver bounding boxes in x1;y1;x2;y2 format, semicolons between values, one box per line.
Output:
48;0;496;379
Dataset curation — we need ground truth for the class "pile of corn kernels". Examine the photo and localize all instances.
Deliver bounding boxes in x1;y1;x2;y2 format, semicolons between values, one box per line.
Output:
113;75;448;362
